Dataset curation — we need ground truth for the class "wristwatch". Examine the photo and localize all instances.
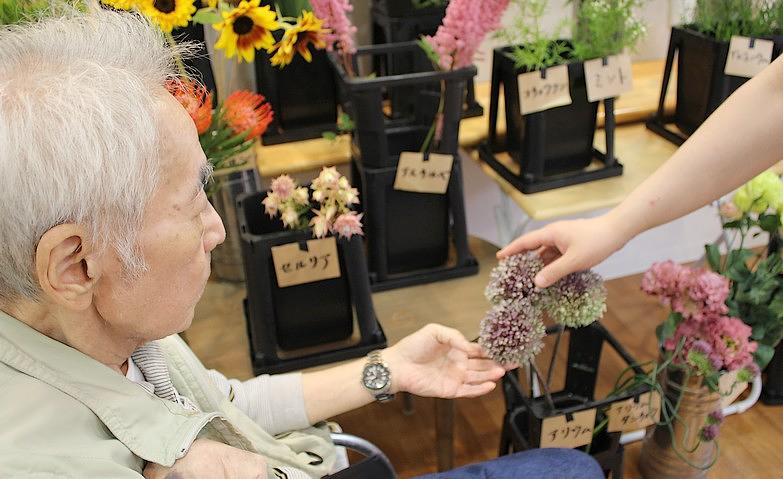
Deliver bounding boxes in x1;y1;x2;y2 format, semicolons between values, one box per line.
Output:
361;350;394;402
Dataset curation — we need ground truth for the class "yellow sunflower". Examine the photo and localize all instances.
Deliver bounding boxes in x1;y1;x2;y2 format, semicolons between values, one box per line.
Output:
214;0;280;63
139;0;197;33
100;0;140;10
269;10;327;68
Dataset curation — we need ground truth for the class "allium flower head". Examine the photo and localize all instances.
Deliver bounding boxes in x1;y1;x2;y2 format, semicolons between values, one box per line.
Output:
543;270;606;327
484;252;544;306
700;424;720;442
708;410;725;425
479;301;545;366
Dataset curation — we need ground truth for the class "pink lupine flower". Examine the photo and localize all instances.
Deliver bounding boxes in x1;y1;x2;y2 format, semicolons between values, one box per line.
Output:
332;212;364;239
270;174;296;200
309;0;357;55
424;0;509;70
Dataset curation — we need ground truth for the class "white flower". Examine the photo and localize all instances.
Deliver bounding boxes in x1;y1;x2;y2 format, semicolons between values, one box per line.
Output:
281;206;300;228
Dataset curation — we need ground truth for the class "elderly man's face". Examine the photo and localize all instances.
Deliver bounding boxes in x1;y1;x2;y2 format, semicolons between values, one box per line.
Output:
92;94;226;340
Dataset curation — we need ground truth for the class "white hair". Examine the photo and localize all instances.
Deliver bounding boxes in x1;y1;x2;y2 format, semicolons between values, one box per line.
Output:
0;9;189;301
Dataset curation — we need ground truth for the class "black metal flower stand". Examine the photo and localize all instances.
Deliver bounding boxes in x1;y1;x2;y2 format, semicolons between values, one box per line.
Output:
237;192;386;374
478;46;623;194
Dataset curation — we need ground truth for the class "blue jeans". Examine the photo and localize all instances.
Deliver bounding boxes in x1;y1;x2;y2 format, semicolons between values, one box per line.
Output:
414;449;604;479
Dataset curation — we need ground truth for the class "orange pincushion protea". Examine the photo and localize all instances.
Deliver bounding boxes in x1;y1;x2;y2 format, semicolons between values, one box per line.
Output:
167;80;213;135
222;91;274;140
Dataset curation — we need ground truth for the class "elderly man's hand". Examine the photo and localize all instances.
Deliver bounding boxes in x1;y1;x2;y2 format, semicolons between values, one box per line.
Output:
385;324;509;399
142;439;267;479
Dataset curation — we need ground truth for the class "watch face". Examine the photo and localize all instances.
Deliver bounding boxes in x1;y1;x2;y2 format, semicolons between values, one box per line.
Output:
362;363;390;391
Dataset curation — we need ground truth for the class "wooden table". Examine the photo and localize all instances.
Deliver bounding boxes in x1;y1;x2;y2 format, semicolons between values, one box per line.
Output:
473;123;679;222
459;60;677;149
189;236;499;472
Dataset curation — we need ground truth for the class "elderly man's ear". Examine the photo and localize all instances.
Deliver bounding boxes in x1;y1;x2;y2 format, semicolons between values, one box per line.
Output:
35;224;101;311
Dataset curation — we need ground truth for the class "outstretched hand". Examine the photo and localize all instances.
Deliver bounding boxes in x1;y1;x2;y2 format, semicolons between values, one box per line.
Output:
496;215;630;288
385;324;510;399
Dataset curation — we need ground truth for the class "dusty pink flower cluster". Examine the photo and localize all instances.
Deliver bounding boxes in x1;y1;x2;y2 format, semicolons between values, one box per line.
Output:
642;260;729;320
424;0;509;70
309;0;357;55
643;261;757;373
263;167;363;239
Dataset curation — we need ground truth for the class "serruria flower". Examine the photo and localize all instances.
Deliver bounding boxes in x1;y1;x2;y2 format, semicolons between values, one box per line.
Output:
293;186;309;205
310;212;330;238
309;0;357;55
332;212;363;239
312;166;341;191
223;90;274;140
139;0;197;33
100;0;139;10
270;174;295;200
543;270;606;327
213;0;280;63
262;192;280;217
479;301;545;366
280;205;300;228
269;11;328;68
484;252;544;306
166;79;213;135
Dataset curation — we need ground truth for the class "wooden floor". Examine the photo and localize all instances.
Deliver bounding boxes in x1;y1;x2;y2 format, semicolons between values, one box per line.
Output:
187;271;783;478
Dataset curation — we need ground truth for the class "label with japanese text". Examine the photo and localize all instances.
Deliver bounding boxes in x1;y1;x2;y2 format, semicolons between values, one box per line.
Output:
517;64;572;115
607;392;662;433
725;36;774;78
271;237;341;288
539;408;596;449
393;152;454;194
584;54;634;102
719;369;749;408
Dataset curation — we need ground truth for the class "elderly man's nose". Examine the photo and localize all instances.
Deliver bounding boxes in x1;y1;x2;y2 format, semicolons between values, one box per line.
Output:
204;203;226;252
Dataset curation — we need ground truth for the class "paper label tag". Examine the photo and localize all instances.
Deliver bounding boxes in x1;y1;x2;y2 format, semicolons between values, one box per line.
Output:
719;369;749;408
607;392;662;433
539;408;596;449
393;152;454;194
517;64;572;115
584;54;634;102
271;237;341;288
725;36;774;78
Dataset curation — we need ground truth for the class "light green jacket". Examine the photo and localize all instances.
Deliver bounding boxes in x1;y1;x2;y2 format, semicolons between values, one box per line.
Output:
0;311;336;478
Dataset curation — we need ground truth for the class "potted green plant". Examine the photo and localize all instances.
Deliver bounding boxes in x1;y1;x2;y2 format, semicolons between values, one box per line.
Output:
647;0;783;145
238;168;385;374
480;0;645;194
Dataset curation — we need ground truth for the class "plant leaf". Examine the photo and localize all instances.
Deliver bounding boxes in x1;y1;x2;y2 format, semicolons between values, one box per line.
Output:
705;243;722;272
755;343;776;370
192;8;223;25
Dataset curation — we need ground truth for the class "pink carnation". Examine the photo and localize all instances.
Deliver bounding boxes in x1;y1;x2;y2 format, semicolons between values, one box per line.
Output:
686;270;730;319
331;212;363;239
705;316;757;371
641;260;688;305
270;174;296;200
424;0;509;70
642;262;729;321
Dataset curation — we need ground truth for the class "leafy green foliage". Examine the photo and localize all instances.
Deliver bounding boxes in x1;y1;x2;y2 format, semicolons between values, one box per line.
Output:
275;0;313;18
497;0;572;71
500;0;647;71
412;0;447;8
692;0;779;41
708;210;783;369
571;0;647;61
0;0;85;25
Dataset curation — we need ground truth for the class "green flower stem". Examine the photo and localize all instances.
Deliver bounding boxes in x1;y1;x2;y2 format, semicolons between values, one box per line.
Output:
420;79;446;153
530;360;556;411
164;31;188;78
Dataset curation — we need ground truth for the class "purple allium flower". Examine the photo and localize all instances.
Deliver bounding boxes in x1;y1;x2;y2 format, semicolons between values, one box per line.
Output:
542;270;607;327
479;301;545;366
700;424;720;442
484;252;544;306
708;410;725;425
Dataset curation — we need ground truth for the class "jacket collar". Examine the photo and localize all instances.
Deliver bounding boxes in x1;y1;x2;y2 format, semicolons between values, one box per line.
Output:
0;310;219;466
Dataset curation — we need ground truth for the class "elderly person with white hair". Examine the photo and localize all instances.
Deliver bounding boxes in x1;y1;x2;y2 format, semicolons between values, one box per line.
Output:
0;9;605;479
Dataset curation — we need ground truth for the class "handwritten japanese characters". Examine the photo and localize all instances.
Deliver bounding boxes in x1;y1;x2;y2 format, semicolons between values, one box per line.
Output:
393;152;454;194
607;392;662;433
271;237;341;288
725;36;773;78
539;408;596;449
584;54;633;103
517;64;572;115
